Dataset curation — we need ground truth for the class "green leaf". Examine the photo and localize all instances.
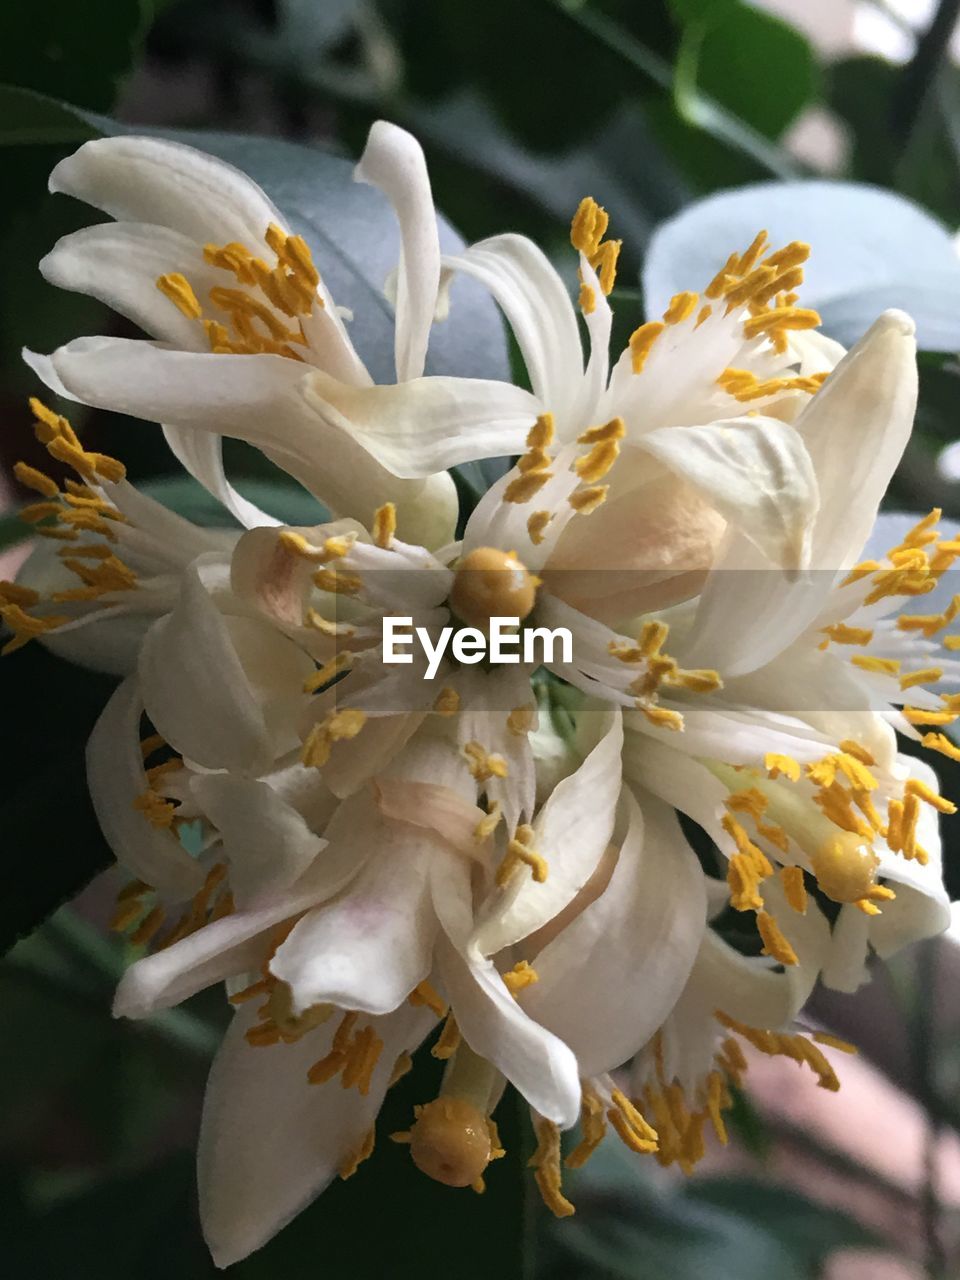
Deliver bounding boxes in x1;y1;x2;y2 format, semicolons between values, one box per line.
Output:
0;512;31;552
668;0;738;24
679;2;818;142
0;642;117;954
687;1178;880;1266
139;475;329;529
0;0;148;112
549;1143;806;1280
0;84;99;147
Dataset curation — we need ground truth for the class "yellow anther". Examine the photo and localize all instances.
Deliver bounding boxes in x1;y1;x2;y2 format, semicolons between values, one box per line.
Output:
132;789;177;829
409;1097;493;1189
607;1089;658;1154
756;910;798;966
577;417;626;446
900;667;943;690
903;705;958;727
13;461;59;497
156;272;203;319
409;980;447;1019
578;282;596;314
433;686;460;716
432;1014;461;1061
663;291;699;325
838;740;876;767
507;704;536;736
302;708;367;769
905;776;956;814
474;800;502;843
921;732;960;761
339;1126;376;1181
573;438;620;484
372;502;396;549
629;321;664;374
496;823;547;886
565;1089;608;1169
450;547;538;629
504;469;552;504
529;1115;576;1218
742;306;820;338
812;1031;857;1054
568;485;608;514
527;510;553;545
303;650;351;694
526;412;555;450
822;624;874;646
503;960;539;997
765;752;801;781
570;196;609;258
638;703;683;731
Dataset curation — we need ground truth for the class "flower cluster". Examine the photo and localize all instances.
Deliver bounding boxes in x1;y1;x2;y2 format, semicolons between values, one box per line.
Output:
3;120;955;1267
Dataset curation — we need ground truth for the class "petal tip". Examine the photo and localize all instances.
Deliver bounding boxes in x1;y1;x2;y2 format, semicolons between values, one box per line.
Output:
877;308;916;338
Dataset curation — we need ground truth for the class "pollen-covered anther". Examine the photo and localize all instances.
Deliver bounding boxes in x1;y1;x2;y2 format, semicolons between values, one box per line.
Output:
570;196;621;296
407;1097;494;1188
529;1115;576;1217
496;823;548;886
302;707;367;769
449;547;539;630
464;741;509;784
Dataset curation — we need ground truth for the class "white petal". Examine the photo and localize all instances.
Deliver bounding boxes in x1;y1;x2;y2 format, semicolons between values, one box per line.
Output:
523;789;707;1075
50;134;283;249
302;369;539;476
682;311;918;676
190;773;326;908
354;121;440;382
472;707;623;957
431;853;581;1127
442;234;583;415
800;309;918;570
41;221;219;349
162;427;280;530
86;677;204;897
49;337;458;543
637;416;819;571
198;999;433;1268
270;825;437;1016
138;561;311;773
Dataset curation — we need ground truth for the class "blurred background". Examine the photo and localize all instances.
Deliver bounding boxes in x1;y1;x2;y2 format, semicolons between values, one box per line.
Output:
4;1;960;1277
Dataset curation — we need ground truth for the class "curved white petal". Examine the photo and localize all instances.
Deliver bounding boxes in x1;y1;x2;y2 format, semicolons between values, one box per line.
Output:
637;416;819;571
41;221;219;349
683;311;918;676
472;707;623;957
138;561;311;773
302;369;539;476
442;233;583;414
198;999;434;1268
48;337;459;543
162;427;280;530
190;773;326;908
50;134;284;250
523;789;707;1076
354;121;440;382
270;814;438;1016
431;853;581;1128
86;677;203;897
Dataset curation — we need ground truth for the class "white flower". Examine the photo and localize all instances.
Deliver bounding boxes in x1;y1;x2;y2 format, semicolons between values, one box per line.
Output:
439;204;845;619
620;310;953;1001
25;121;533;546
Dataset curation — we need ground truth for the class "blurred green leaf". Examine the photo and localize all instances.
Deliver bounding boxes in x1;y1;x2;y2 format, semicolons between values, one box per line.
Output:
688;1177;880;1265
0;0;148;112
0;85;98;147
549;1143;806;1280
0;643;117;954
0;512;31;551
668;0;738;22
677;2;818;142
